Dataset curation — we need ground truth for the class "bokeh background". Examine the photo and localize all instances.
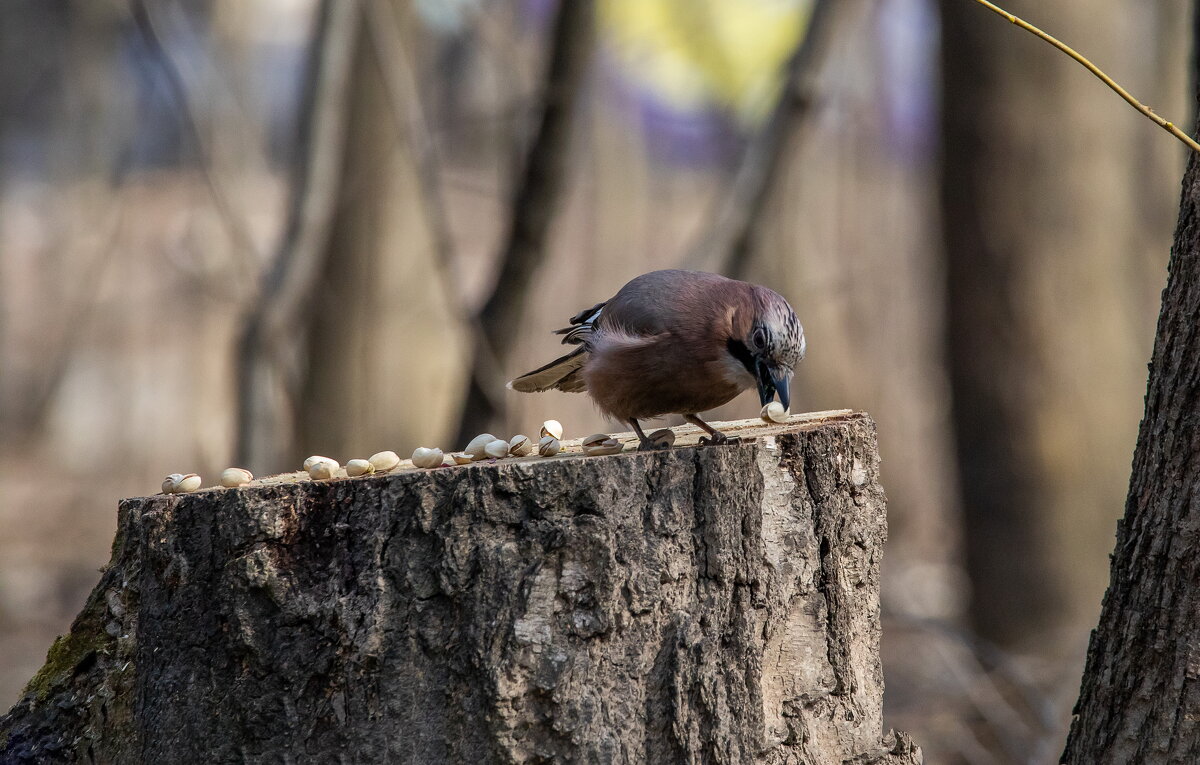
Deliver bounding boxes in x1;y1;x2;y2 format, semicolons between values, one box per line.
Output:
0;0;1189;761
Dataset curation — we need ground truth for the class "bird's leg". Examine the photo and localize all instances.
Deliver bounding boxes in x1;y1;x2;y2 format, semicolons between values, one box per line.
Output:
630;419;670;451
685;414;739;446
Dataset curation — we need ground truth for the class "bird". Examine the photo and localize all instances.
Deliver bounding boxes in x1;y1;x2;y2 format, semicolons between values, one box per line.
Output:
507;270;806;450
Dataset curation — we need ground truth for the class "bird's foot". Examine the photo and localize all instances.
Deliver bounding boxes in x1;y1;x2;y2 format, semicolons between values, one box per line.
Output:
698;431;739;446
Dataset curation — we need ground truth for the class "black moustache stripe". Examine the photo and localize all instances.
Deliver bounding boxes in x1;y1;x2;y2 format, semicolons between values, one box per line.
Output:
726;338;757;377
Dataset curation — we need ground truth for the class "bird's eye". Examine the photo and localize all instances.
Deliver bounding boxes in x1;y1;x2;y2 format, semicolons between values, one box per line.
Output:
752;327;767;350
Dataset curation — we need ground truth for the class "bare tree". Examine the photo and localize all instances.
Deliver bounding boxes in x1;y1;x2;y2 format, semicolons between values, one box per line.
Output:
294;0;471;463
684;0;840;279
453;0;595;445
1062;14;1200;759
235;0;357;471
0;1;126;441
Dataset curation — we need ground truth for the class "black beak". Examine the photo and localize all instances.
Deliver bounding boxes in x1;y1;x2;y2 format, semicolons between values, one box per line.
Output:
755;361;791;410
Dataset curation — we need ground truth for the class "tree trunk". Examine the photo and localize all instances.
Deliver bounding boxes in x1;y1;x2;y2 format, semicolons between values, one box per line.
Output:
453;0;595;446
1063;21;1200;763
297;0;468;467
235;0;358;473
938;0;1173;653
1;412;919;764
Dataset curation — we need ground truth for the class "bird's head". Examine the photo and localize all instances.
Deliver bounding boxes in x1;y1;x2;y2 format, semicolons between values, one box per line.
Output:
737;288;805;410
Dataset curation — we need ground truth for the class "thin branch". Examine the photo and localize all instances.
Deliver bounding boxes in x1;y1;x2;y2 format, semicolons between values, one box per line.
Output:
363;0;508;417
478;0;595;348
163;0;269;172
682;0;841;277
127;0;262;273
454;0;596;444
234;0;359;468
971;0;1200;153
362;0;454;267
0;200;126;440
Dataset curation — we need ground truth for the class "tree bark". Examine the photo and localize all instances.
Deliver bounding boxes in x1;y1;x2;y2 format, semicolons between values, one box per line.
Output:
1;412;919;764
1063;21;1200;763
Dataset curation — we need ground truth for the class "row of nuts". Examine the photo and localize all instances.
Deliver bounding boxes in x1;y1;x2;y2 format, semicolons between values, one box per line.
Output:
295;420;572;482
163;467;254;494
163;418;623;494
302;450;404;481
164;410;772;494
582;434;623;456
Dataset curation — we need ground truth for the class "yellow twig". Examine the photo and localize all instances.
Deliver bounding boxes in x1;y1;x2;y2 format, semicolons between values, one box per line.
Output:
971;0;1200;154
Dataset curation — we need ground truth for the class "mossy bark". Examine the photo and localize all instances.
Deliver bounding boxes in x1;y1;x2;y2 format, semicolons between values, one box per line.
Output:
1;412;919;764
1;508;141;762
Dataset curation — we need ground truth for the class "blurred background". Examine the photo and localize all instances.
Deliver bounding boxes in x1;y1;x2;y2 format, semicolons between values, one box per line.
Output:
0;0;1189;761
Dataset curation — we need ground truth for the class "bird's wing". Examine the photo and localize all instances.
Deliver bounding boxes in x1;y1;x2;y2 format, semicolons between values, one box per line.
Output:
552;271;702;347
551;301;606;345
554;366;588;393
507;346;589;393
591;275;680;338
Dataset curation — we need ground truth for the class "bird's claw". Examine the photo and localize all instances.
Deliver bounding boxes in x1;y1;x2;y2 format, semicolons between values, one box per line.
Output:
698;432;739;446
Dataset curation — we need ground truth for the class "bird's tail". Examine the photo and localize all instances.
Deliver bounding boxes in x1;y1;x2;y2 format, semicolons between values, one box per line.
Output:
507;347;588;393
551;301;604;345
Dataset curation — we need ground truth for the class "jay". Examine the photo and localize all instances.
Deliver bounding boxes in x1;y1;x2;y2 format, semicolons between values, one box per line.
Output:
508;270;806;450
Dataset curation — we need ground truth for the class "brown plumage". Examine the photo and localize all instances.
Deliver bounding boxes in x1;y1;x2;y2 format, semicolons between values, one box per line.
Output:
508;270;806;449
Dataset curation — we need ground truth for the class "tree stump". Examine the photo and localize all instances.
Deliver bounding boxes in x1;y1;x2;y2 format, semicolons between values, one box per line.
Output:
1;410;920;764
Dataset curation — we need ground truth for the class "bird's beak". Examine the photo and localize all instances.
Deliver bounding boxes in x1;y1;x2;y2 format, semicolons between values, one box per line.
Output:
755;361;791;410
774;369;791;410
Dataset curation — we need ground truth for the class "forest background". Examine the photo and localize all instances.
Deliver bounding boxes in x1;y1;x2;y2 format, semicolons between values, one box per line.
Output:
0;1;1189;761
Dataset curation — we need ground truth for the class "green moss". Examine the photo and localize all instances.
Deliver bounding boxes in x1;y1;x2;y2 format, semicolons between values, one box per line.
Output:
21;624;109;702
